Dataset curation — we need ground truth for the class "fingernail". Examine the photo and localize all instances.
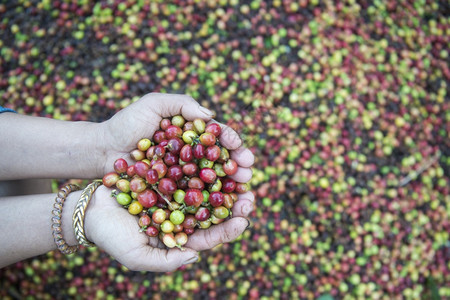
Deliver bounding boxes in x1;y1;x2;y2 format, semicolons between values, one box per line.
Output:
199;106;215;117
184;255;199;265
246;219;252;230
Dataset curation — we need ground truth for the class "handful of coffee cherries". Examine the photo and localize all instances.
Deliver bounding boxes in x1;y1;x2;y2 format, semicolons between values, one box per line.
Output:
102;116;249;249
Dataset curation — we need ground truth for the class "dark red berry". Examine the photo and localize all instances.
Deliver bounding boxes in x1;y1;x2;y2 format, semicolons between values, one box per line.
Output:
221;178;236;193
165;125;183;139
223;159;238;175
184;189;203;207
167;165;183;181
199;168;217;184
113;158;128;174
205;123;221;137
209;191;225;207
205;145;221;161
193;144;205;159
195;207;211;221
158;178;177;195
188;177;205;190
138;189;158;208
180;144;193;162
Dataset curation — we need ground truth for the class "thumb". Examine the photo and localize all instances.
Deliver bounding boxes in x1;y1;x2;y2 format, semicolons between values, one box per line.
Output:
143;93;215;121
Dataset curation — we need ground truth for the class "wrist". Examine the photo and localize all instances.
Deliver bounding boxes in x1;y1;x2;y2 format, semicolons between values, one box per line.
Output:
60;190;82;248
83;184;113;244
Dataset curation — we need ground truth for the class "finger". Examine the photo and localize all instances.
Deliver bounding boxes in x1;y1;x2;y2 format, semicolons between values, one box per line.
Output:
229;167;253;183
144;93;214;121
120;246;198;272
232;191;255;217
185;217;249;251
230;147;255;168
208;120;242;150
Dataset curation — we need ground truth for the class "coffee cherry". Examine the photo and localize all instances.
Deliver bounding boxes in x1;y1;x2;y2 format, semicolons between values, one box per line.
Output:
174;232;188;246
154;145;166;158
177;177;189;190
199;132;216;146
167;165;183;181
235;182;249;194
223;193;234;209
152;208;167;224
205;123;221;137
209;179;222;192
171;115;185;128
182;130;197;144
193;118;206;134
127;165;136;177
163;152;178;166
182;162;198;176
198;219;212;229
183;121;194;131
158;178;177;195
130;149;146;161
209;191;225;207
223;159;238;175
199;168;217;184
173;189;186;204
167;137;183;154
146;226;159;237
173;224;184;233
134;161;150;178
160;220;175;233
182;215;197;229
160;119;171;130
103;172;120;187
195;206;211;221
170;210;185;225
221;178;236;193
116;178;131;193
199;158;214;169
130;177;147;193
137;189;157;208
205;145;221;161
193;144;206;159
114;158;128;174
184;189;203;207
146;169;159;185
165;125;183;139
137;138;152;152
152;161;168;178
153;130;166;144
139;214;151;227
162;232;177;248
214;163;227;177
180;144;193;162
116;192;132;206
128;201;143;215
218;147;230;163
188;177;205;190
213;206;229;219
184;227;195;235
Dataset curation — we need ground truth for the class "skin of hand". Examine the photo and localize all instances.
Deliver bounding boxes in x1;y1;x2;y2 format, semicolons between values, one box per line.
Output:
83;93;255;271
0;93;255;271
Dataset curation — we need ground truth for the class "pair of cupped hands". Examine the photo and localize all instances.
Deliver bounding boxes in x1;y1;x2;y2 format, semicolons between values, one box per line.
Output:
84;93;255;272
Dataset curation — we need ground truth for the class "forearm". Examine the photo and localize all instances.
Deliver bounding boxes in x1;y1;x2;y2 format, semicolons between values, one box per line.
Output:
0;113;103;180
0;190;81;268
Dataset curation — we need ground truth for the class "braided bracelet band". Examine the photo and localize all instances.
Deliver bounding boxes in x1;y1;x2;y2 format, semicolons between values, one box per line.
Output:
72;180;102;247
51;184;81;254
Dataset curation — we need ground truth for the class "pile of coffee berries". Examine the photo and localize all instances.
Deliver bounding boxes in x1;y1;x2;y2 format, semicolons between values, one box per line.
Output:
102;116;248;249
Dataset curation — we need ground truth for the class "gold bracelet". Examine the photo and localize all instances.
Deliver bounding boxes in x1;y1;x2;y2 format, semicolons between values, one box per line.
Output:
51;183;81;254
72;180;102;247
